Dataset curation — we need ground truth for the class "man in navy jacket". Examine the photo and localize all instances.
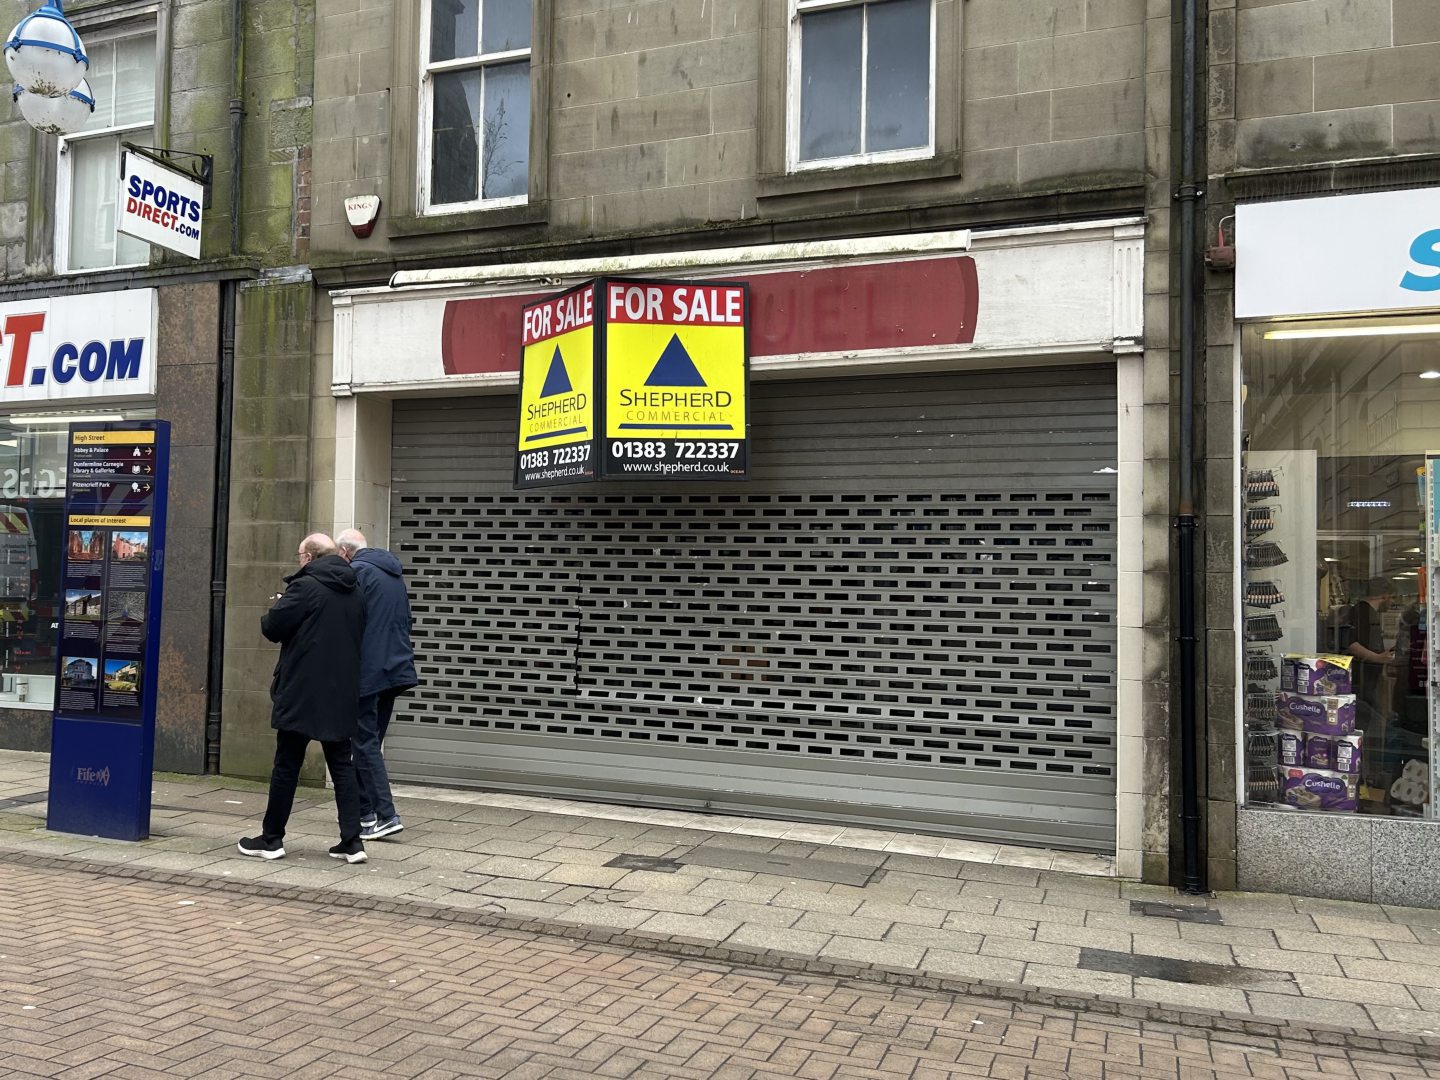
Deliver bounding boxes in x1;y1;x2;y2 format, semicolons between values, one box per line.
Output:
338;528;418;840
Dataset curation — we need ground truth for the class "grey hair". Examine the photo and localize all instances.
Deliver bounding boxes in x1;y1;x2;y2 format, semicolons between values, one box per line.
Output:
337;528;367;554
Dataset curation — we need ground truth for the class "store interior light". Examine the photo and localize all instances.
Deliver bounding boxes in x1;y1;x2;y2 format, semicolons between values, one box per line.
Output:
5;412;123;425
1421;370;1440;380
1263;324;1440;340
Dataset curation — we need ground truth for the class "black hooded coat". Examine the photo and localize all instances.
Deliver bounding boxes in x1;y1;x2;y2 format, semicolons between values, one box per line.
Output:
260;553;365;741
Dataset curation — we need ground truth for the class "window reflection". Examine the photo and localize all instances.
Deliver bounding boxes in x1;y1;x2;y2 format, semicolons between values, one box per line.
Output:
0;410;153;707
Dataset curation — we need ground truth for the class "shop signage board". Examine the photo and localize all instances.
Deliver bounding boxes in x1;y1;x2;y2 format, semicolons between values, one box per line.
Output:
0;289;158;406
117;152;203;260
513;277;751;487
1236;187;1440;318
600;278;749;481
47;420;171;841
516;283;598;488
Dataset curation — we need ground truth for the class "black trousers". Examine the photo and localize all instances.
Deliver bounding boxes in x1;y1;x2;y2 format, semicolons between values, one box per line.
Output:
261;729;362;844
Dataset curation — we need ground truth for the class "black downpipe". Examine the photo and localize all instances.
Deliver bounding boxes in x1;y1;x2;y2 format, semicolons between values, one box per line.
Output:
1176;0;1207;894
205;280;237;774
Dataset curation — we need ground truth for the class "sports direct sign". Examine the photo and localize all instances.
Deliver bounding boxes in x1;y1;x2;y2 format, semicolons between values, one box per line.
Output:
118;152;203;260
0;290;158;405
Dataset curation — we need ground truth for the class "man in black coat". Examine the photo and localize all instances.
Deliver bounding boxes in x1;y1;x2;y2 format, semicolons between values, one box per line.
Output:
238;533;369;863
338;528;418;841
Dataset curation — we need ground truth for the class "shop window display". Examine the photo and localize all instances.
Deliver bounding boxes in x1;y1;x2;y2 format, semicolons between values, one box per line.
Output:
1241;319;1438;818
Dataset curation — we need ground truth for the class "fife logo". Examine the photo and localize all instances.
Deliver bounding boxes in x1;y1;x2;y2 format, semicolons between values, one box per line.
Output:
0;312;145;388
74;765;111;787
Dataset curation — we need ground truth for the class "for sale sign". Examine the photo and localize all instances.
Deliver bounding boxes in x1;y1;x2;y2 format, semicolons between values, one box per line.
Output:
117;152;203;260
515;283;598;488
599;278;749;480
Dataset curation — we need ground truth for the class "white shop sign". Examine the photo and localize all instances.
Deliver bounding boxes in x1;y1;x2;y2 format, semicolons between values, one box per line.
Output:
117;152;204;260
1236;188;1440;319
0;290;158;405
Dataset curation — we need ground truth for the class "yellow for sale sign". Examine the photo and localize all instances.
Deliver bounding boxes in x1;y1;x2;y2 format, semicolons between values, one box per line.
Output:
600;279;749;480
516;283;597;488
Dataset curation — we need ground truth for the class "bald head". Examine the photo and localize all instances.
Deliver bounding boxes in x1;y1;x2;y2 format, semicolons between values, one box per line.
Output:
299;533;337;560
337;529;367;560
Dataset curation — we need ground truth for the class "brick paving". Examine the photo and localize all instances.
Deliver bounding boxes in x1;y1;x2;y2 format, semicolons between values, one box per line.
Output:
5;750;1440;1050
3;861;1438;1080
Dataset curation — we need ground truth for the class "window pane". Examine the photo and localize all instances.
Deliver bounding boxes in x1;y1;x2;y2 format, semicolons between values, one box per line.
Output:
111;35;156;128
1241;322;1437;817
81;36;155;133
430;0;479;62
68;133;150;271
481;0;531;53
481;60;529;200
799;6;862;162
866;0;929;153
431;70;481;205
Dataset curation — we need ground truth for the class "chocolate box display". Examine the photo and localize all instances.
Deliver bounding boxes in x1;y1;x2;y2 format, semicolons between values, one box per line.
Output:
1280;653;1354;696
1282;767;1359;812
1276;691;1356;735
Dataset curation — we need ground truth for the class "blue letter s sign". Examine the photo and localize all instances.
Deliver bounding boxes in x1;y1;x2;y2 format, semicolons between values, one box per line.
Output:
1401;228;1440;291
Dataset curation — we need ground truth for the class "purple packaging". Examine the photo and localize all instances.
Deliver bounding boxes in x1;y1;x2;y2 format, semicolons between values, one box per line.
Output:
1281;654;1354;696
1303;734;1333;770
1277;691;1356;735
1282;767;1358;812
1277;730;1304;767
1333;733;1362;775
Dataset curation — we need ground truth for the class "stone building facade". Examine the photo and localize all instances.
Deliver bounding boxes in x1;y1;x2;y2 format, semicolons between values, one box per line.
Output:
0;0;316;774
7;0;1440;898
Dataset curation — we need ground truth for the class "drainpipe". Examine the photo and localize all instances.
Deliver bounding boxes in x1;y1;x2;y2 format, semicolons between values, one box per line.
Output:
1176;0;1207;894
204;0;243;774
205;280;237;774
229;0;245;255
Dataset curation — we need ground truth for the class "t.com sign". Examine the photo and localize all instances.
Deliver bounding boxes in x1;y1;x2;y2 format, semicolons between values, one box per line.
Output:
0;290;157;405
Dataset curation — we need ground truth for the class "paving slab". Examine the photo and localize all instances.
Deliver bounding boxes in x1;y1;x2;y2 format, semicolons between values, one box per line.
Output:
2;748;1440;1052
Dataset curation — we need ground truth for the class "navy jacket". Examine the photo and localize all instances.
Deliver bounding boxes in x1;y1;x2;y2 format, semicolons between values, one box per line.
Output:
350;546;418;697
261;554;364;741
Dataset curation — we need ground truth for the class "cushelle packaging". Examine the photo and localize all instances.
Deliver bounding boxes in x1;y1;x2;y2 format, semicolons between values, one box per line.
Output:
1282;767;1359;812
1276;691;1357;735
1280;653;1354;696
1301;731;1362;774
1277;729;1304;767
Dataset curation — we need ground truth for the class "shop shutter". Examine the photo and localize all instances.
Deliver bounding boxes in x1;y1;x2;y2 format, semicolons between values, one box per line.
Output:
387;366;1119;852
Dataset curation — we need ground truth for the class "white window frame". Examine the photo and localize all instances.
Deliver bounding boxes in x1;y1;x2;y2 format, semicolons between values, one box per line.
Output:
54;24;157;276
786;0;937;174
417;0;531;216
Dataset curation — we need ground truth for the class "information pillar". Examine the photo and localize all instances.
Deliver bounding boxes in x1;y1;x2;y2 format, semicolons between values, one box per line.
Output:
47;421;170;841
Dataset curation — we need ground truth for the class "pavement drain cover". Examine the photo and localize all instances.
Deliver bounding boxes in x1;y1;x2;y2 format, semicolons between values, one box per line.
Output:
603;854;684;873
1079;947;1290;988
1130;900;1222;924
0;791;46;811
677;847;877;888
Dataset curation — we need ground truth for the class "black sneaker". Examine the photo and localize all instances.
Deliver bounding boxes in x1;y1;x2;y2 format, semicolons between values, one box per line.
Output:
237;835;285;860
328;839;368;864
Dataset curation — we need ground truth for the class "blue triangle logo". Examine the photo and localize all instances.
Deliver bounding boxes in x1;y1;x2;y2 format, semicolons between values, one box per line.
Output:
540;346;573;397
645;334;706;387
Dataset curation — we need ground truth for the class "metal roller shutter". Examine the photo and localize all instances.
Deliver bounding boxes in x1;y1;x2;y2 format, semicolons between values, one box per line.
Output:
388;366;1119;851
